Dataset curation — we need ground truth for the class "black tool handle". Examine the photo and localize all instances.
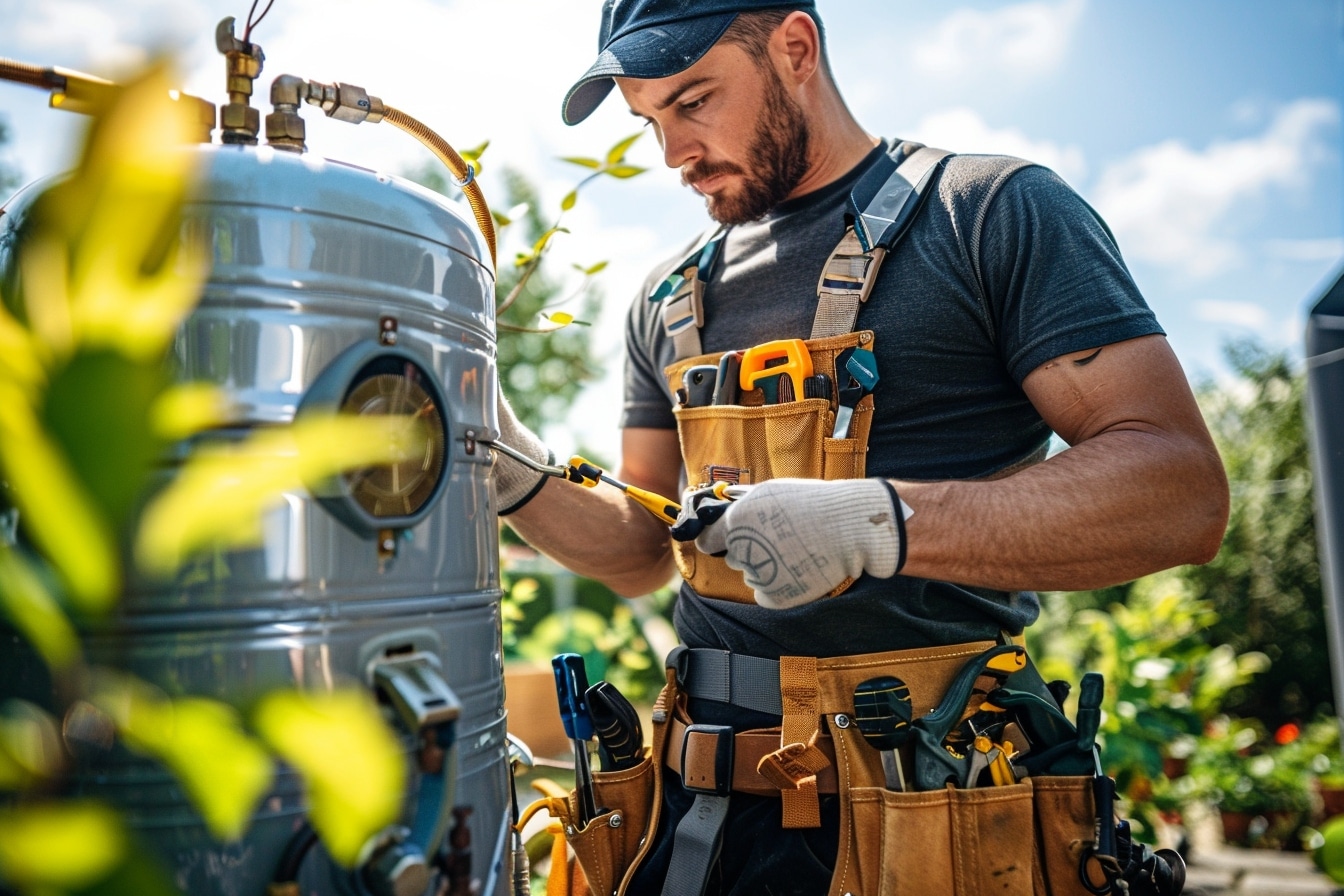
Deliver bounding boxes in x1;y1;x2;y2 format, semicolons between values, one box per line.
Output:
586;681;645;771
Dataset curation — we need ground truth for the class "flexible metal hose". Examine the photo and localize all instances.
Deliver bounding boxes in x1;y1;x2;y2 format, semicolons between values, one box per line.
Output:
382;106;497;270
0;57;56;89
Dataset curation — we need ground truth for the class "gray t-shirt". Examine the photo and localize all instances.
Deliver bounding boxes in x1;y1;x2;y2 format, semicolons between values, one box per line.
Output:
622;141;1162;659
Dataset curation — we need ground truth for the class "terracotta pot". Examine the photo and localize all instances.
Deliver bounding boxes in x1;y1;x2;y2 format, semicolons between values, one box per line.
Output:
1220;810;1253;845
1162;755;1189;779
1318;783;1344;820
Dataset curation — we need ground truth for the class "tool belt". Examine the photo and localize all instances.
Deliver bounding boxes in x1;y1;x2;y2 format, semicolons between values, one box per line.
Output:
522;640;1161;896
663;330;877;603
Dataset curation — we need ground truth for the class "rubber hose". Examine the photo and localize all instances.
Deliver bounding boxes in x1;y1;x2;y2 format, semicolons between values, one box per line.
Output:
382;106;497;270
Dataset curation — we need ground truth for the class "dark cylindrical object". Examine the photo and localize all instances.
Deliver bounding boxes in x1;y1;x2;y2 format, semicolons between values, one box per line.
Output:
1307;268;1344;733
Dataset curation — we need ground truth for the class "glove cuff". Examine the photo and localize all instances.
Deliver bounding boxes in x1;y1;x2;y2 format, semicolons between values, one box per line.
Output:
495;393;550;516
878;479;908;574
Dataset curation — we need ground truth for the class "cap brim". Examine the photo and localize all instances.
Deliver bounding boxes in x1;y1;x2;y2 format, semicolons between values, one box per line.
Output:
561;12;737;125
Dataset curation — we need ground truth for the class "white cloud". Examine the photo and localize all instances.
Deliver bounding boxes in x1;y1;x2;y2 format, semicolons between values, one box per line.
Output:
1194;300;1269;330
912;107;1087;185
1091;98;1340;278
1265;237;1344;264
913;0;1086;79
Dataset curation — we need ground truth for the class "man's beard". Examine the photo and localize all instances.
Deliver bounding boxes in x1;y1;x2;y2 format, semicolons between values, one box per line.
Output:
681;69;811;225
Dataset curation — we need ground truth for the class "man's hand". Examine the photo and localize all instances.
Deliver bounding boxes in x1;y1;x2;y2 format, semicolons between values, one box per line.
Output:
693;478;909;609
494;392;551;515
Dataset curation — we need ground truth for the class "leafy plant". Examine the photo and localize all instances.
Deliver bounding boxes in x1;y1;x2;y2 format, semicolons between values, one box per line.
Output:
1189;717;1312;816
1029;571;1269;835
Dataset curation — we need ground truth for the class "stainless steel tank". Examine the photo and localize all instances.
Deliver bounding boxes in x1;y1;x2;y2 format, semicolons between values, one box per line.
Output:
1308;269;1344;738
0;143;510;896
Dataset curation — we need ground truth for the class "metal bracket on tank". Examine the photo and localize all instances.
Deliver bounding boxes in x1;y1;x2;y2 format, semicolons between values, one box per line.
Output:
365;649;462;889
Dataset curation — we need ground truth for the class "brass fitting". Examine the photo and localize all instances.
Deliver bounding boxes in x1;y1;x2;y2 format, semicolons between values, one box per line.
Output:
265;74;308;153
215;17;264;145
303;80;386;125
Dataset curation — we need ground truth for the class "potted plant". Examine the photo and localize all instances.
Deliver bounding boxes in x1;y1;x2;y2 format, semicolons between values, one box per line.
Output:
1278;716;1344;821
1190;716;1313;847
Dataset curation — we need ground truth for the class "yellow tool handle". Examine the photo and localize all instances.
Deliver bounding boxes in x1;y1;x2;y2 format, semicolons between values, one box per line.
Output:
622;484;681;525
567;455;682;525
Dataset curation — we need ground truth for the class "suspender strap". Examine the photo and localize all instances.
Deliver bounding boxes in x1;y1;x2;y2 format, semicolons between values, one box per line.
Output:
652;226;726;361
811;144;952;339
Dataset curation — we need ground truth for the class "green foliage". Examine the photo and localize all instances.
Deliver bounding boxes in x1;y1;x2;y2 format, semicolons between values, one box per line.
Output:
1188;716;1313;822
501;563;673;703
1028;574;1269;834
1187;342;1326;723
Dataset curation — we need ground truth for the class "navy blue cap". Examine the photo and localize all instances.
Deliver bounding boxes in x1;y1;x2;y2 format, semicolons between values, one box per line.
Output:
562;0;817;125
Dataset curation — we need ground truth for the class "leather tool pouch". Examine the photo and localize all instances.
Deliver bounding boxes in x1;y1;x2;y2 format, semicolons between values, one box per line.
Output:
663;330;877;603
801;644;1100;896
544;667;676;896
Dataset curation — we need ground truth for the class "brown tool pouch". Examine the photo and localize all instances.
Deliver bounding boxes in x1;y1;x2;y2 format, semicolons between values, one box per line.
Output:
663;330;877;603
809;648;1098;896
524;666;677;896
563;755;657;896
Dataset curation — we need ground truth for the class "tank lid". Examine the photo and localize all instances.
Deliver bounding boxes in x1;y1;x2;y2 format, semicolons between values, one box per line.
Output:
194;144;493;277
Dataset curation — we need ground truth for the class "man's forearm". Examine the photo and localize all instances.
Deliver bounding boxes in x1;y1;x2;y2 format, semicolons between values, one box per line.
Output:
897;426;1229;592
503;477;678;596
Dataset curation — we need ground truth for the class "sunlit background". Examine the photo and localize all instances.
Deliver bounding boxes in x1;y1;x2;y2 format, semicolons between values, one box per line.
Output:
2;0;1340;460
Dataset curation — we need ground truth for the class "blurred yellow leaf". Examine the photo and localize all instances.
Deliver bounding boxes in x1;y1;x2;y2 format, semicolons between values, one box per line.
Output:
0;382;120;611
26;63;206;364
490;210;513;228
530;226;570;257
0;543;81;670
604;164;647;179
0;299;45;398
150;383;232;439
253;689;404;866
538;312;591;331
604;132;643;166
560;189;578;212
0;701;65;789
91;678;272;841
135;415;426;576
560;156;602;170
0;801;126;891
572;261;609;276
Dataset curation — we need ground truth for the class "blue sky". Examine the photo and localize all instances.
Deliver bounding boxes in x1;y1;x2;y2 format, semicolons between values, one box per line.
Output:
1;0;1340;458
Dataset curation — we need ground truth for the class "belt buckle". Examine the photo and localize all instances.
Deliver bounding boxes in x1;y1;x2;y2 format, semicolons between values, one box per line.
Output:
680;723;734;797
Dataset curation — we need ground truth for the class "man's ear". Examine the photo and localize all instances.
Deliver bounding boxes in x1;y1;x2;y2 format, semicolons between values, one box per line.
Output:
773;10;822;84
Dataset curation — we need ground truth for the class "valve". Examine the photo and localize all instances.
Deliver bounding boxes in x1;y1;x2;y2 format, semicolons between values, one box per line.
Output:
215;17;264;144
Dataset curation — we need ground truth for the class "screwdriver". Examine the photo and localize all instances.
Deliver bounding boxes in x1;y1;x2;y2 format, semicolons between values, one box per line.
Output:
477;436;681;525
551;653;599;826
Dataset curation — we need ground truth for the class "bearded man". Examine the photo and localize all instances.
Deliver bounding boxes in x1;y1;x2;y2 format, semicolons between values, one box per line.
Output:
491;3;1228;894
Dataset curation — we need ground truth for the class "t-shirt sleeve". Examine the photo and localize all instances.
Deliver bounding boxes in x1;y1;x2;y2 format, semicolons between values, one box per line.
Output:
620;286;677;430
977;165;1164;384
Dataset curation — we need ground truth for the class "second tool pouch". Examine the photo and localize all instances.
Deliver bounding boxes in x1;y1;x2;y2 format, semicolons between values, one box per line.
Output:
664;330;877;604
816;644;1104;896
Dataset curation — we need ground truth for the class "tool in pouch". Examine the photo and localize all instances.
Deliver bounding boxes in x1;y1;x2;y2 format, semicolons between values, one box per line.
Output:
552;653;601;827
895;645;1187;895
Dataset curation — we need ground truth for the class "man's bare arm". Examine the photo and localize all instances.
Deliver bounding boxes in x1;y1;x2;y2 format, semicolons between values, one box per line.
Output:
502;427;681;596
897;334;1229;591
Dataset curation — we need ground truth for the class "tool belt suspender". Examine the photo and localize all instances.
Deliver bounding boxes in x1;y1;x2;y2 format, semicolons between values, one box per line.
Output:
653;143;952;360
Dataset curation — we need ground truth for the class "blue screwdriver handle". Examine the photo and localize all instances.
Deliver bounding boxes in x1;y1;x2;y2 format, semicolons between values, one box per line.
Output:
552;653;595;741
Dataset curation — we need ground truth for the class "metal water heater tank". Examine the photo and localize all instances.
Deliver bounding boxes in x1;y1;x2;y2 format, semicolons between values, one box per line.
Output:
0;142;512;896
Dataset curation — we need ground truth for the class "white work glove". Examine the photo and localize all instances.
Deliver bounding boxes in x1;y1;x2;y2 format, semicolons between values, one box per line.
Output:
694;478;909;610
493;391;552;515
